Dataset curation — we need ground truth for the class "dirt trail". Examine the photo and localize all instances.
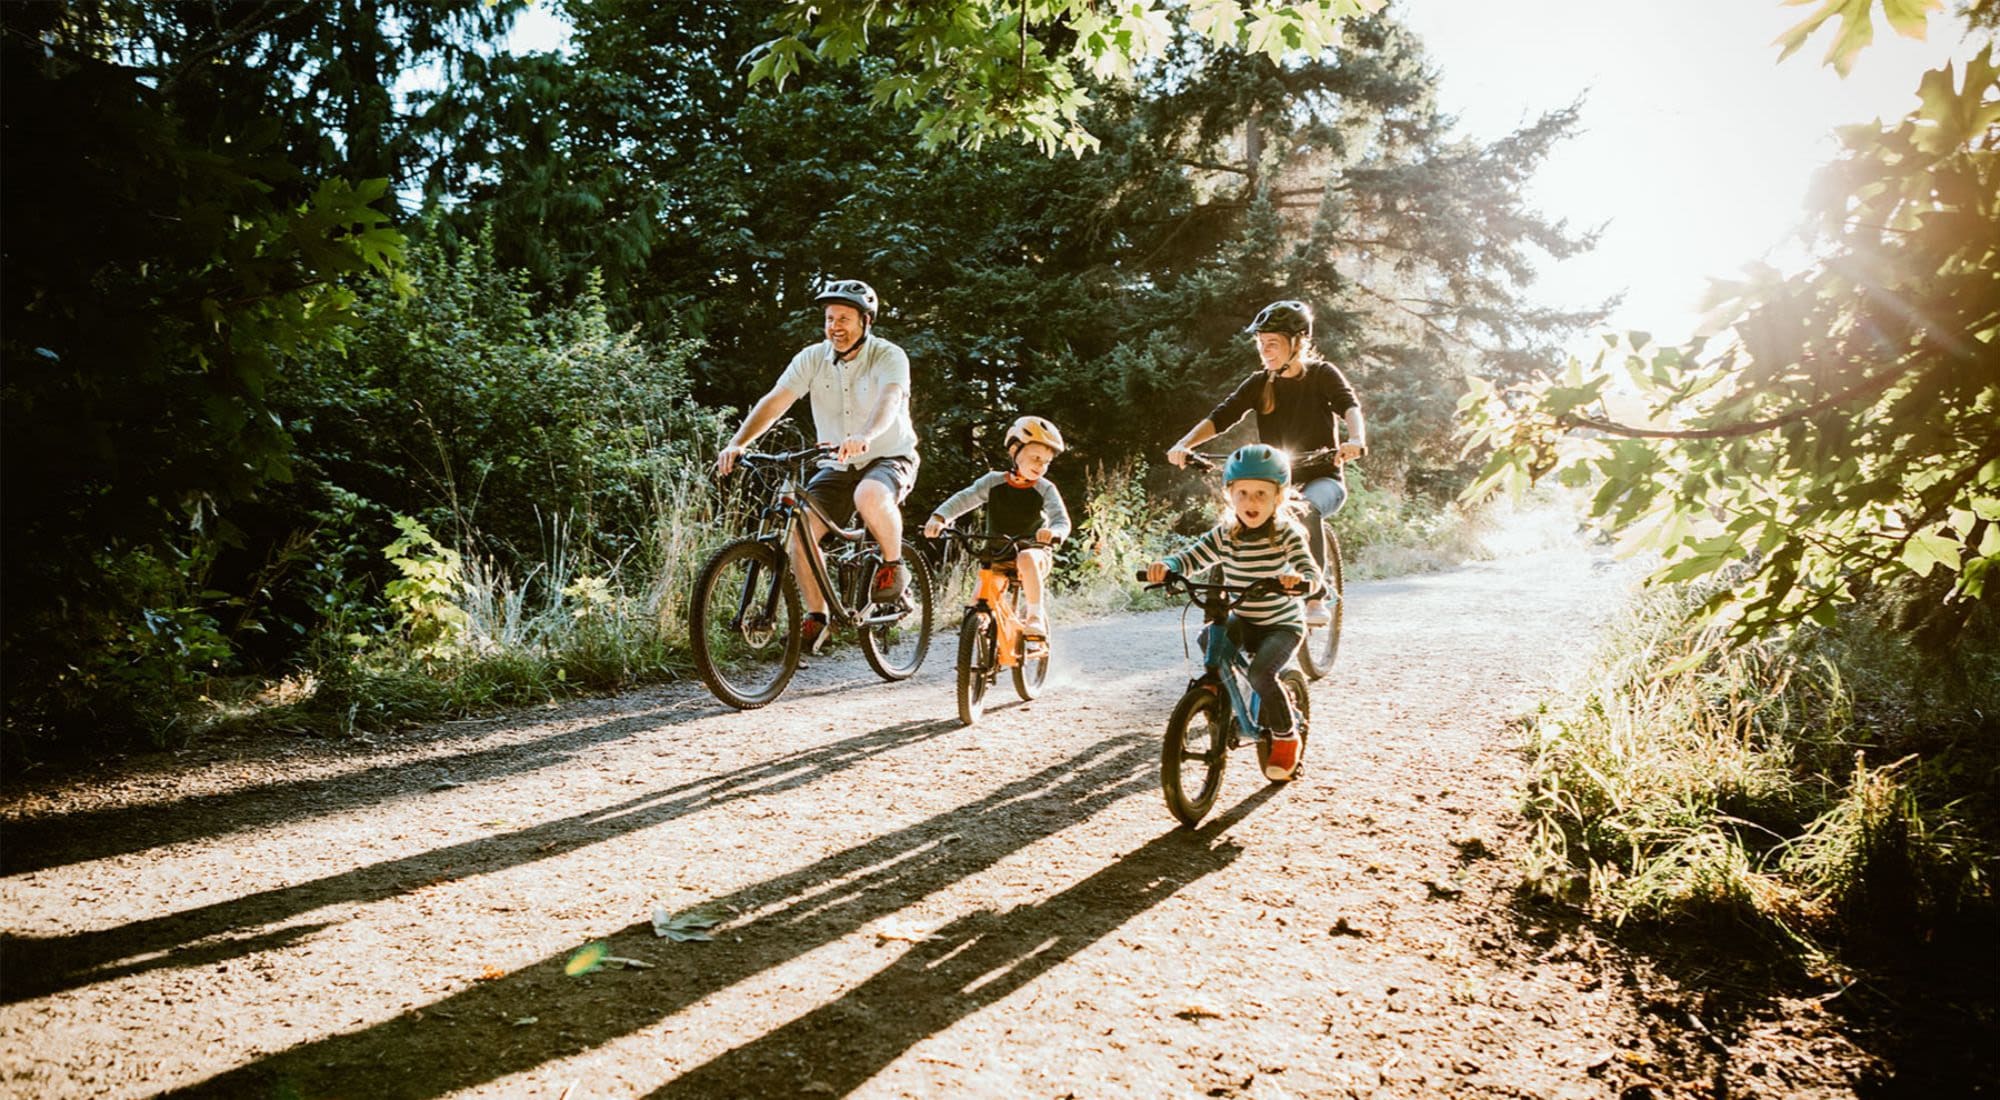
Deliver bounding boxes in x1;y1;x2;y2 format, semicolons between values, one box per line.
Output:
0;539;1858;1098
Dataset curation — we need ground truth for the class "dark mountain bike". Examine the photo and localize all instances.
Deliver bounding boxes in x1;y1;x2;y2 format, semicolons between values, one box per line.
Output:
1186;447;1347;680
1138;570;1317;828
691;444;934;709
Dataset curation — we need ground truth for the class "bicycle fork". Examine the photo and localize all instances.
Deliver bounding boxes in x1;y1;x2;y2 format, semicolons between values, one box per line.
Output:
732;539;786;633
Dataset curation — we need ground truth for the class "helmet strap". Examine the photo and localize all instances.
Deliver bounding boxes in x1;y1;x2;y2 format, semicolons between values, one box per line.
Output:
833;332;869;362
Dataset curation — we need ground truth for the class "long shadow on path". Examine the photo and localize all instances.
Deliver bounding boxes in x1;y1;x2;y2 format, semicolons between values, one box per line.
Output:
162;731;1165;1098
650;787;1275;1099
1;667;910;879
1;716;959;1003
1;697;721;877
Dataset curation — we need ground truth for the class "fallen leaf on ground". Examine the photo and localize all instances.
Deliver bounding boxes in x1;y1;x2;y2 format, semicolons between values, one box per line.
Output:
476;965;506;981
601;956;654;970
871;916;940;943
565;942;608;976
1176;1003;1225;1021
652;905;722;942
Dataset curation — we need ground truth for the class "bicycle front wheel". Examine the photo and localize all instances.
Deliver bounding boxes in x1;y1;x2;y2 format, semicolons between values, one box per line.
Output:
689;537;801;709
1298;528;1346;681
956;610;995;726
1162;685;1230;828
862;540;934;682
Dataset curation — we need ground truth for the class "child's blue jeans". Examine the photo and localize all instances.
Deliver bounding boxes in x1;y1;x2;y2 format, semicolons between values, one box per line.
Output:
1211;617;1304;735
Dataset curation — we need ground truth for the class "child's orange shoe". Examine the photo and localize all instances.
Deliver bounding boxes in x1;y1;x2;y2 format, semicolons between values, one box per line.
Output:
1263;732;1301;781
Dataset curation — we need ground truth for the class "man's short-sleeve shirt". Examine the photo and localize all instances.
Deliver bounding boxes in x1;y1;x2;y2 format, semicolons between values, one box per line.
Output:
775;336;920;469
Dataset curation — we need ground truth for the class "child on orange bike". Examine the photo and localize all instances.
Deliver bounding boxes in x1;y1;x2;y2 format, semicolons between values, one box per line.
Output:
922;416;1071;639
1145;443;1321;780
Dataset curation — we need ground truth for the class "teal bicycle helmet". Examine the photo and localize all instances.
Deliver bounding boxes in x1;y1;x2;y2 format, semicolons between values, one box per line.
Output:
1223;443;1290;487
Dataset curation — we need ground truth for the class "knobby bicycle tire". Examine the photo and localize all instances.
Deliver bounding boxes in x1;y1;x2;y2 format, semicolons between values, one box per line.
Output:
1298;528;1346;681
862;539;934;682
1162;685;1230;828
1010;584;1050;701
956;610;994;726
689;537;802;709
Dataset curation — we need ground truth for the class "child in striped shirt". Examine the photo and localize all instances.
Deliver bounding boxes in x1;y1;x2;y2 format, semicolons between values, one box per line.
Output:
1145;443;1320;779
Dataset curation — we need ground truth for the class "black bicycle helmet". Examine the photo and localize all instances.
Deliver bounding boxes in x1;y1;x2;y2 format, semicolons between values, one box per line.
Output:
1246;299;1312;338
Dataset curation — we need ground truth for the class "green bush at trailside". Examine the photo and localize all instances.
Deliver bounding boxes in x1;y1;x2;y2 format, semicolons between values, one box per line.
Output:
1520;581;1999;964
1332;471;1494;581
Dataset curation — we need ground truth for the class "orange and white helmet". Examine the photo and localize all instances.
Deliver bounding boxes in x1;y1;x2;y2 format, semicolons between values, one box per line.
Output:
1004;415;1065;456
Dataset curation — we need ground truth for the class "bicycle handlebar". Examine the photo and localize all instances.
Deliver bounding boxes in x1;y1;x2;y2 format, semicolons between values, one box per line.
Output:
935;529;1057;555
1185;445;1352;474
1134;569;1325;606
738;443;833;466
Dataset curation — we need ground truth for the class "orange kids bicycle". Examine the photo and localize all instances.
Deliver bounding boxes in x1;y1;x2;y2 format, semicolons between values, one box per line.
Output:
937;530;1053;725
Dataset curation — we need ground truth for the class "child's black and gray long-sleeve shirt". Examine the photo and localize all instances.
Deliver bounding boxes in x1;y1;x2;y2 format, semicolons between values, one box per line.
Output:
931;472;1071;542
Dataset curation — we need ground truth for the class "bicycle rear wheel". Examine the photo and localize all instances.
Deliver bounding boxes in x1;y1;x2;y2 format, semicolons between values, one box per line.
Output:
862;540;934;681
690;537;801;709
1298;528;1346;680
956;610;995;726
1162;685;1230;828
1256;669;1313;782
1011;585;1050;700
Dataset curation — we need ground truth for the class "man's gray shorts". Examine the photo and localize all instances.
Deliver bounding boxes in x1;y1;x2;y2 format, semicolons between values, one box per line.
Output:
804;455;918;524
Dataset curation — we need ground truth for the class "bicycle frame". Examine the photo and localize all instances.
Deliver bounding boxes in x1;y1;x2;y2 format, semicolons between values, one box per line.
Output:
742;450;901;631
1196;620;1266;740
944;532;1052;671
1147;572;1318;740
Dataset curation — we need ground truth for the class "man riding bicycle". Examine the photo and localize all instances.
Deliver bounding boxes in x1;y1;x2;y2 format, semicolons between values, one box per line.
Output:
716;278;919;653
1166;299;1367;628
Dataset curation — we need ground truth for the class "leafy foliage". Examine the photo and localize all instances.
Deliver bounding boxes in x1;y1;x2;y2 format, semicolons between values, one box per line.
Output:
1;4;409;741
463;5;1597;512
1775;0;1942;76
1461;48;2000;640
4;1;1574;751
1519;578;1998;957
748;0;1383;154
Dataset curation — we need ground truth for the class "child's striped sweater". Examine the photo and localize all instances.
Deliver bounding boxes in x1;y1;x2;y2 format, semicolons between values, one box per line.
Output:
1163;518;1322;628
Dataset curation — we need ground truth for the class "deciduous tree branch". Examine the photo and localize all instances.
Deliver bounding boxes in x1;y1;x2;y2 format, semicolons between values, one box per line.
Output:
1556;360;1916;440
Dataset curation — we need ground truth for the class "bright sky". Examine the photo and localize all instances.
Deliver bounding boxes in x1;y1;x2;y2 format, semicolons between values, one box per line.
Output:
1393;0;1979;356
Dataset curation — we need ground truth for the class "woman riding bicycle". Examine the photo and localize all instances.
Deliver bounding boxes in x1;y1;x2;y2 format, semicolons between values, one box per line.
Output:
1166;300;1367;629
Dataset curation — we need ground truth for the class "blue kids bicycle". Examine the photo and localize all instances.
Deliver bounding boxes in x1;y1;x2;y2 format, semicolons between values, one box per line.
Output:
1138;570;1315;828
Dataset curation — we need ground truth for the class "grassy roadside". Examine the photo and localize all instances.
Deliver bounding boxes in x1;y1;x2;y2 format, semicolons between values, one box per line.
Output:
1517;579;2000;971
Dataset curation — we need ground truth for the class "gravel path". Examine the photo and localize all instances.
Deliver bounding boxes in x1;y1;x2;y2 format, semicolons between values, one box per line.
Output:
6;541;1839;1099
